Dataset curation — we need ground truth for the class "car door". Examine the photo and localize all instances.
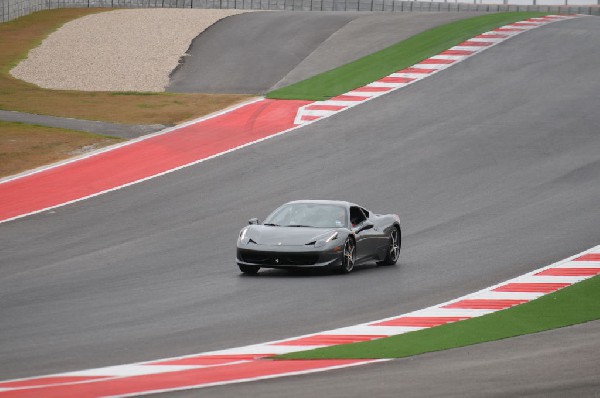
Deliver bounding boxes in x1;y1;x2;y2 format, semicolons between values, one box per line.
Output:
369;212;392;257
360;208;388;258
351;206;378;261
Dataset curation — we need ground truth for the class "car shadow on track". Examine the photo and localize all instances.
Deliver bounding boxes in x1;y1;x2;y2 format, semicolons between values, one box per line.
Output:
237;263;394;278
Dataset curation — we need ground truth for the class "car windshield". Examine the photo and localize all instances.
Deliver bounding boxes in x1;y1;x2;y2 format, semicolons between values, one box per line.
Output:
264;203;347;228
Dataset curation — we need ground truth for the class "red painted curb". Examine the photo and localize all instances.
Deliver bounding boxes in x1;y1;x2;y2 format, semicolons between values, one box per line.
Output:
274;334;387;346
443;299;529;310
0;360;367;398
0;99;309;222
493;283;571;293
372;316;470;327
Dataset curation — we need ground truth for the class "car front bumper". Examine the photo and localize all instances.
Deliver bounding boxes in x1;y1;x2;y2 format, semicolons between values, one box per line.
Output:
236;244;343;268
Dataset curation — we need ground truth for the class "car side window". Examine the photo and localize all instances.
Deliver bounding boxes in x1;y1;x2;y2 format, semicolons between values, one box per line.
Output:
360;208;370;219
350;206;367;227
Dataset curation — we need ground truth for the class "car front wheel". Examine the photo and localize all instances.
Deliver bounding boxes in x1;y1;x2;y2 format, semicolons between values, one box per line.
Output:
335;238;356;274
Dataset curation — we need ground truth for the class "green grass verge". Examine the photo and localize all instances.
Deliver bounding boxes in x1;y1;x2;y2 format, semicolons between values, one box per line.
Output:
277;274;600;359
267;12;548;101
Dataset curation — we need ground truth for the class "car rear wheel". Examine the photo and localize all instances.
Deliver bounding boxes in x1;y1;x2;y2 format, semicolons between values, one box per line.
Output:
378;227;400;266
335;238;355;274
239;264;260;275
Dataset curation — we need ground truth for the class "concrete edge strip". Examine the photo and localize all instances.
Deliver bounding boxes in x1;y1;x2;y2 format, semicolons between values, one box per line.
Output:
0;109;168;139
293;14;584;125
1;245;598;395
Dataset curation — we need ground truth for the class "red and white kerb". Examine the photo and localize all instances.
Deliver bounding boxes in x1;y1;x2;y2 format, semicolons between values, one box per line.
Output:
294;15;580;125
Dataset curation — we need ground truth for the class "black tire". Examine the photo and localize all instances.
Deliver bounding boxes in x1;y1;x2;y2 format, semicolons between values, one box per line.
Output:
335;237;356;274
239;264;260;275
378;226;401;266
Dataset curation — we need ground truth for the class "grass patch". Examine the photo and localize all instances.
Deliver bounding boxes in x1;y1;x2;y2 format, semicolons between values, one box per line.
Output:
267;12;548;101
0;121;122;177
0;9;252;125
278;274;600;360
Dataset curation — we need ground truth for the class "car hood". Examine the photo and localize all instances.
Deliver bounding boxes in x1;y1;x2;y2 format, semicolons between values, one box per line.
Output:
245;226;338;246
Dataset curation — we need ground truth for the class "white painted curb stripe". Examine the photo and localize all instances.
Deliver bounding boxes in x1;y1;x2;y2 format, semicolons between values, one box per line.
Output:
512;275;590;284
469;291;545;300
62;365;205;377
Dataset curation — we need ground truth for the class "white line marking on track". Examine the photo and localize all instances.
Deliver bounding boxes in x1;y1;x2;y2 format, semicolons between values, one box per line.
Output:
345;90;383;97
367;81;406;88
468;291;545;300
62;365;205;377
319;100;362;106
560;261;600;268
468;37;506;43
394;308;496;318
427;54;467;60
299;109;338;116
324;325;425;335
511;275;591;284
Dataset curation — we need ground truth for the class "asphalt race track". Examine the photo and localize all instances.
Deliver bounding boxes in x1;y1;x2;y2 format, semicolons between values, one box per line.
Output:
167;12;482;94
1;15;599;397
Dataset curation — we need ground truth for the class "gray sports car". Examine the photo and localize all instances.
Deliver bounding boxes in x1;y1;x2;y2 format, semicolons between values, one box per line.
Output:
236;200;401;274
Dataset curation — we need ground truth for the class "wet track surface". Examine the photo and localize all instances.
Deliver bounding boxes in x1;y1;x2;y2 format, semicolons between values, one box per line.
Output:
1;16;599;396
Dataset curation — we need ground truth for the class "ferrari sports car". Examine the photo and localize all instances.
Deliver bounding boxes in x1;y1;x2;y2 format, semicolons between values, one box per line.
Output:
236;200;401;274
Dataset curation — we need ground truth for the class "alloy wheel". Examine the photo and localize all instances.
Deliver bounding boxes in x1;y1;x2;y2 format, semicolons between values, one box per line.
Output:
343;239;355;273
389;229;400;262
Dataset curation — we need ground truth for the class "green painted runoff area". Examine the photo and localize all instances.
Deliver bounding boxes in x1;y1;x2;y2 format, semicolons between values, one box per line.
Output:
267;12;548;101
277;274;600;360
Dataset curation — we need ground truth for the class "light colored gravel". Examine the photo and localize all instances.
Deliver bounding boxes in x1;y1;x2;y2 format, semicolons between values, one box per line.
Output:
10;9;251;92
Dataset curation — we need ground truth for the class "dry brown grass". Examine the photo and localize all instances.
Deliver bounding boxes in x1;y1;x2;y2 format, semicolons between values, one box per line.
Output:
0;121;123;177
0;9;253;125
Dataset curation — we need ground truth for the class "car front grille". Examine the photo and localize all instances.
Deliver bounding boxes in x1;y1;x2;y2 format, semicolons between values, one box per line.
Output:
238;249;319;266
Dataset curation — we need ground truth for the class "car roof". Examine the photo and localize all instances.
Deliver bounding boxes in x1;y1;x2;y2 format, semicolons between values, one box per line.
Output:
284;200;359;208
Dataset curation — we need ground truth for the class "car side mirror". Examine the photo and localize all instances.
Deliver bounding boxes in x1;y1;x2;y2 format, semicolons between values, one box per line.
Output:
248;218;259;225
355;222;374;233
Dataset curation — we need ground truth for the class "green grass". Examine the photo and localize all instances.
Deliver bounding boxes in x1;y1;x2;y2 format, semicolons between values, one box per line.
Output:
267;12;548;101
277;274;600;360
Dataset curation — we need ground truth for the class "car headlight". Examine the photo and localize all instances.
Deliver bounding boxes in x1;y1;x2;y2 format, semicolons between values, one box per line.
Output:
239;228;250;244
314;232;338;248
